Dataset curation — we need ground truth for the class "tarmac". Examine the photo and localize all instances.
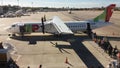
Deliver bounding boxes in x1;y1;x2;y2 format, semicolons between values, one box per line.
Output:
0;11;120;68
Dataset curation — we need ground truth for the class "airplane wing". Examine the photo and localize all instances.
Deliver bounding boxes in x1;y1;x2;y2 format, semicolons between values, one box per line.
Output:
51;16;73;34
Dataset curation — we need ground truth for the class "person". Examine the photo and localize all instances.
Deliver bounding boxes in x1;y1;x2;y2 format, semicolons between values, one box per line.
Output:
43;15;46;21
9;63;14;68
91;32;95;40
27;66;30;68
117;52;120;63
108;45;113;57
103;36;107;42
67;67;70;68
0;42;3;49
39;64;42;68
104;41;109;52
108;63;112;68
113;46;118;58
97;66;101;68
117;62;120;68
90;66;94;68
100;40;105;49
56;42;57;45
93;32;97;39
111;59;118;68
98;39;103;47
117;51;120;57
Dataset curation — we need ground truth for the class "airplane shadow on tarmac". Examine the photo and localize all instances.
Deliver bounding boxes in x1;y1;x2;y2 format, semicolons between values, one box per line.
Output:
10;35;120;68
70;37;104;68
10;35;75;42
0;58;19;68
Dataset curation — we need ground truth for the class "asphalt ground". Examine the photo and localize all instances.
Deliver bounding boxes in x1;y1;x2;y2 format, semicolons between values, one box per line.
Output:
0;10;120;68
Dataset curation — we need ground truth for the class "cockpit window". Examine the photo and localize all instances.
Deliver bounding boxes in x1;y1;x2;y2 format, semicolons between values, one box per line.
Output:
12;25;15;27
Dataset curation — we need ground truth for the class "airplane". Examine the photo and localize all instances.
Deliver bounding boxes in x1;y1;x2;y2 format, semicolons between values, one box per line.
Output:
68;10;72;14
6;4;116;36
15;9;24;17
3;11;16;18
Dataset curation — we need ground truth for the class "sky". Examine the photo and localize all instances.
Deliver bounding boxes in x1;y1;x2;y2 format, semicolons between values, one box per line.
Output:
0;0;120;8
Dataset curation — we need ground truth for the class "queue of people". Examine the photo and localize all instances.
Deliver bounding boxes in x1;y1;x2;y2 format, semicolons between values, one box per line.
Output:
92;33;119;58
94;37;119;59
92;34;120;68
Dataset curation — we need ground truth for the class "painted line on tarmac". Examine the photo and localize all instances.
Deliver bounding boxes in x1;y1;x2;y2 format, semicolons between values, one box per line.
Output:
6;37;11;40
0;34;9;36
15;55;22;62
3;27;9;30
0;24;5;26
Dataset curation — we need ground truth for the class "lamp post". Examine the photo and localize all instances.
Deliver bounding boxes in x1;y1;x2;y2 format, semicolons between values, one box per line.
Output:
1;0;2;5
31;2;33;13
31;2;33;8
17;0;19;6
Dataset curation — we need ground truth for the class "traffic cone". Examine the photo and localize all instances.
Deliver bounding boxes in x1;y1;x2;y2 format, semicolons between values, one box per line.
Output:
117;52;120;58
65;57;68;64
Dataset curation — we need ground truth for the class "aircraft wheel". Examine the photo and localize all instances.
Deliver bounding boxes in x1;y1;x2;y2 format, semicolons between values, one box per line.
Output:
12;34;16;36
20;32;24;38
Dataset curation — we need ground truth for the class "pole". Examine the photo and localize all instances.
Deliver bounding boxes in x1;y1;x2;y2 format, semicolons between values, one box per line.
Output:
31;2;33;8
17;0;19;6
31;2;33;13
1;0;3;5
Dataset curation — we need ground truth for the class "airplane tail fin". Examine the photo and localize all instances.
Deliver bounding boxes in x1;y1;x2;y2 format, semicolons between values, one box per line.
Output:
94;4;116;22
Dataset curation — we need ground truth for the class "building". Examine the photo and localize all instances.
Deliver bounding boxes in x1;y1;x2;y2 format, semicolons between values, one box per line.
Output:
0;6;3;15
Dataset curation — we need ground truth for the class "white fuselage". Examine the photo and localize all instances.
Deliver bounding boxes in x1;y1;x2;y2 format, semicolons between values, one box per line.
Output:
6;20;110;34
66;21;110;32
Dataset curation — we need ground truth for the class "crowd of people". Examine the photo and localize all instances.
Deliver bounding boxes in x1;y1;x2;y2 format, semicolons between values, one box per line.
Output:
93;37;119;58
92;35;120;68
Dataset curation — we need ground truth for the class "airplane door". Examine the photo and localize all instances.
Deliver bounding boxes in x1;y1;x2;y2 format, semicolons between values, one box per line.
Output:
20;25;25;33
86;23;92;37
87;23;91;30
